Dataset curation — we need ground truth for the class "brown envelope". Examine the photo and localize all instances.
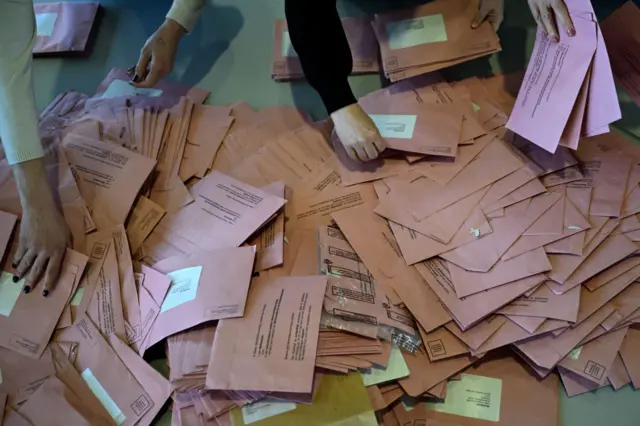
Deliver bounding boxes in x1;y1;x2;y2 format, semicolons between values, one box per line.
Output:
523;191;565;235
514;303;616;371
0;393;5;424
498;282;581;322
87;237;127;342
441;192;561;272
485;178;548;213
0;347;55;406
419;326;469;361
108;335;172;426
399;346;475;397
18;376;95;426
407;139;523;220
505;315;546;334
62;133;156;228
473;318;569;355
0;210;16;262
541;165;585;187
608;354;631;390
585;256;640;292
590;156;633;218
332;206;452;332
373;0;500;75
249;182;285;272
601;283;640;330
143;247;255;352
57;315;154;425
558;327;628;385
619;328;640;389
503;193;590;260
49;343;116;426
394;354;558;426
575;263;640;325
416;259;544;330
0;249;86;358
206;276;326;393
445;316;507;350
448;247;551;298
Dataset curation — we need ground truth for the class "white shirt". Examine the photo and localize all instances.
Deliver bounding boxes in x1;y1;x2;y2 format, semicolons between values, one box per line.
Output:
0;0;44;165
167;0;206;33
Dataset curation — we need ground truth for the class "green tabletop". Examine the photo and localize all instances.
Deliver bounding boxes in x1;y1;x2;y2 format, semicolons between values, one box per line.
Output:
32;0;640;424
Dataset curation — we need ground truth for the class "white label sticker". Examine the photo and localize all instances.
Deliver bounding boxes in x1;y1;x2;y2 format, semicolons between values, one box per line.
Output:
281;30;298;57
160;266;203;312
101;80;164;99
386;14;448;50
35;13;58;36
81;368;126;425
242;400;297;424
369;114;418;139
0;272;23;317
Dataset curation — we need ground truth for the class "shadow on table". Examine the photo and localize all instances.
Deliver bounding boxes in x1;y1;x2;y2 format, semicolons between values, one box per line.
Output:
48;0;243;99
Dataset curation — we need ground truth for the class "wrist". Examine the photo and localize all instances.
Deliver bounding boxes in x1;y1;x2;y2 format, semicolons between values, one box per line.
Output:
12;158;55;208
161;18;187;39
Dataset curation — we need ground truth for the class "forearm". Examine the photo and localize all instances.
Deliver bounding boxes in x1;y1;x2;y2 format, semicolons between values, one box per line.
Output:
166;0;206;32
285;0;356;114
13;159;55;210
0;0;45;166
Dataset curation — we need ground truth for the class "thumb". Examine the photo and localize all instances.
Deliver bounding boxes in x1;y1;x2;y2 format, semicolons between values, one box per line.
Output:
472;6;489;29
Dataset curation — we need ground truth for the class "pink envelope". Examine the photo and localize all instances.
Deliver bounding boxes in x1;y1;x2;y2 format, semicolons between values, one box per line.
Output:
507;18;598;153
448;247;551;298
506;315;547;334
619;327;640;389
498;282;581;322
416;259;545;330
444;315;508;350
513;303;615;372
142;247;255;352
33;2;100;56
601;283;640;330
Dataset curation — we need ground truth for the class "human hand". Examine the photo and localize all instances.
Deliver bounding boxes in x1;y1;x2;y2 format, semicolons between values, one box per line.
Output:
527;0;575;42
11;159;71;297
472;0;504;31
130;19;186;88
330;104;387;161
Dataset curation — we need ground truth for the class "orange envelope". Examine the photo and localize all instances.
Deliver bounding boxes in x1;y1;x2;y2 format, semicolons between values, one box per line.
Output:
0;347;55;406
441;192;561;272
142;247;255;352
484;178;548;213
419;326;469;362
0;249;87;358
513;303;616;372
62;133;156;228
248;182;285;272
416;259;544;330
445;316;507;351
0;210;16;262
206;276;326;393
407;139;523;220
472;319;569;356
57;316;154;426
506;315;546;334
601;283;640;330
498;282;581;322
558;327;628;385
590;156;633;218
448;247;551;298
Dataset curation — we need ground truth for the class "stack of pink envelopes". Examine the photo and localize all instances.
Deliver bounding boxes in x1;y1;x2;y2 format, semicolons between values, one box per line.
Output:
507;0;621;153
4;7;640;422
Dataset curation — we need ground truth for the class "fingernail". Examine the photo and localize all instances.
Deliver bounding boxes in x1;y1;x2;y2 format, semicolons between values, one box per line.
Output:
11;263;17;269
23;285;31;294
12;276;19;283
552;35;559;43
42;289;49;297
471;22;478;29
568;28;575;36
127;66;135;75
131;74;140;83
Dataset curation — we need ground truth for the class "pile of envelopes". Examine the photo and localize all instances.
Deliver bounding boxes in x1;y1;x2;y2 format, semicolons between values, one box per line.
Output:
271;0;501;83
2;5;640;421
507;0;621;153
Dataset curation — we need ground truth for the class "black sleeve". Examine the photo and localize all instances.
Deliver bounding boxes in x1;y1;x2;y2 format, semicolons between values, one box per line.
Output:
284;0;357;114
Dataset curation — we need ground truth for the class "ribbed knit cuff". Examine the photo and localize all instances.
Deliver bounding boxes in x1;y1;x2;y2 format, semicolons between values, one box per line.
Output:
166;2;198;33
5;139;44;165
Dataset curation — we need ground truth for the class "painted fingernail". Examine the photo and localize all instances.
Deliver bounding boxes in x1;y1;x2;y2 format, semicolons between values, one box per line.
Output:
568;28;575;36
552;35;559;43
11;263;17;269
131;74;140;83
42;289;49;297
23;285;31;294
12;276;19;283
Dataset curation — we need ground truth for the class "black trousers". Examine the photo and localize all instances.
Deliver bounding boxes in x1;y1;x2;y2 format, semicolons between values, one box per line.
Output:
284;0;357;115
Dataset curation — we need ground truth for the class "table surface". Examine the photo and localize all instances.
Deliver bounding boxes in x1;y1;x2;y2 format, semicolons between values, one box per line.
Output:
31;0;640;424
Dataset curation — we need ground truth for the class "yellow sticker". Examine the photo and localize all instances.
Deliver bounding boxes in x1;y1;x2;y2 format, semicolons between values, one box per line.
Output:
425;374;502;422
242;401;297;424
